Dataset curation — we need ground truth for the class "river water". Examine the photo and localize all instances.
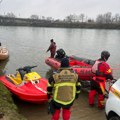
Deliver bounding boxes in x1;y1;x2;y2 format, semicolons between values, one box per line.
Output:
0;26;120;120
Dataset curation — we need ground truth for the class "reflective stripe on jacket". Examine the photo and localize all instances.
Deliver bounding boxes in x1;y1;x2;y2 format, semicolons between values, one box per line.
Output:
52;68;78;105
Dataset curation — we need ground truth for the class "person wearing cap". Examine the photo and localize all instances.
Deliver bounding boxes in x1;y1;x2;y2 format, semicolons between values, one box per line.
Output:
47;57;81;120
46;39;56;58
89;50;114;109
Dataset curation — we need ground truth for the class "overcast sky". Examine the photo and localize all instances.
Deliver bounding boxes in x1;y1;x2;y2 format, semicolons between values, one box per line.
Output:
0;0;120;20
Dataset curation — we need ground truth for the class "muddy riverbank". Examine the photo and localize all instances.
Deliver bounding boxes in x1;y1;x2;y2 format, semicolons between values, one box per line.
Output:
14;91;106;120
0;82;26;120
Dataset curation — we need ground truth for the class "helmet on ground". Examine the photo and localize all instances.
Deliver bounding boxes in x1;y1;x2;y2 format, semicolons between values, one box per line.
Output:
61;57;69;67
101;50;110;61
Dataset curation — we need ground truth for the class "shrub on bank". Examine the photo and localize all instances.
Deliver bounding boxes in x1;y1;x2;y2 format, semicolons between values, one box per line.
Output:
0;82;27;120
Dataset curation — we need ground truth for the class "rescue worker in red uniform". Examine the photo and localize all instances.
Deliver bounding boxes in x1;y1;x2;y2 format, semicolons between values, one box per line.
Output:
89;50;113;109
46;39;56;58
47;57;81;120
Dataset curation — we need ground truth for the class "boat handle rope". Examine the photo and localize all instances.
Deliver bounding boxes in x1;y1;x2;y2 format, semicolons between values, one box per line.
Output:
30;80;47;94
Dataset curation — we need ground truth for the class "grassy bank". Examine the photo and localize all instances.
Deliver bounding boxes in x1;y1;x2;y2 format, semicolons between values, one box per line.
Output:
0;82;27;120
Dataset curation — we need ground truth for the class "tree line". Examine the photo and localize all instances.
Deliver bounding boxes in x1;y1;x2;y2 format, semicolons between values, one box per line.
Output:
0;12;120;29
1;12;120;24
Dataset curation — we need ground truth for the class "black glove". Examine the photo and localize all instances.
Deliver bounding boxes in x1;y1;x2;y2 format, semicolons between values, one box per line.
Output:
47;94;51;99
112;79;117;83
75;93;79;99
47;99;55;115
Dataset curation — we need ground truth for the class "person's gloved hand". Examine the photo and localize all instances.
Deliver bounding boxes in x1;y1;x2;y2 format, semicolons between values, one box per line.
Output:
48;98;52;103
75;93;79;99
112;79;117;83
47;94;51;99
47;99;55;115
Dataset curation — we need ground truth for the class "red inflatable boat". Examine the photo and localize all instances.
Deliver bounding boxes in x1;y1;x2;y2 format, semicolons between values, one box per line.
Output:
45;55;94;69
45;55;95;80
0;66;48;103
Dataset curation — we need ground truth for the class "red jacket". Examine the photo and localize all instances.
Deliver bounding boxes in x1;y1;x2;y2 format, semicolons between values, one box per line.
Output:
92;59;113;80
47;42;56;53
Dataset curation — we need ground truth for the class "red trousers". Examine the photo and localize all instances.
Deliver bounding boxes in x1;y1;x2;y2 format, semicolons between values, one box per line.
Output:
51;108;71;120
50;51;55;58
89;79;105;109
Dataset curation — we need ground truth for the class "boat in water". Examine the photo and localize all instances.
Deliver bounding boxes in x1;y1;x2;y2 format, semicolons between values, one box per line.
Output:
45;48;94;68
0;66;48;103
45;48;96;80
45;56;95;80
0;46;9;60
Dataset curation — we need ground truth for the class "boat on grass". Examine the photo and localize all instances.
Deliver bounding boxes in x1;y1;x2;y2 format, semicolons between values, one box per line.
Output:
0;66;48;103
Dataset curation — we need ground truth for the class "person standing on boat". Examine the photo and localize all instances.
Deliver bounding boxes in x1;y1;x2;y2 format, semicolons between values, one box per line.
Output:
47;57;81;120
88;50;114;109
46;39;56;58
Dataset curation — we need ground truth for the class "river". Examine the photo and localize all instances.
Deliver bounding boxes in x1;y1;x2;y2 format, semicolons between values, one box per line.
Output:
0;26;120;120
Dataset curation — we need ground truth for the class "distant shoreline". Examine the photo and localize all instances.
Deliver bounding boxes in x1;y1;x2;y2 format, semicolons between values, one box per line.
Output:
0;16;120;29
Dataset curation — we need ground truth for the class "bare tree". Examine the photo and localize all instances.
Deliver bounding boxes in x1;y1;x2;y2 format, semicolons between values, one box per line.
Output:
6;12;16;18
65;14;77;22
96;12;113;24
41;16;45;20
65;15;73;22
96;14;104;23
114;13;120;23
30;14;39;19
103;12;112;23
46;17;54;21
79;13;85;23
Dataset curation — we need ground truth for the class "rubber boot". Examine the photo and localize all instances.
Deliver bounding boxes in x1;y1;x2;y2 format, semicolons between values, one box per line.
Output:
62;108;71;120
88;90;96;106
98;94;104;109
51;109;60;120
